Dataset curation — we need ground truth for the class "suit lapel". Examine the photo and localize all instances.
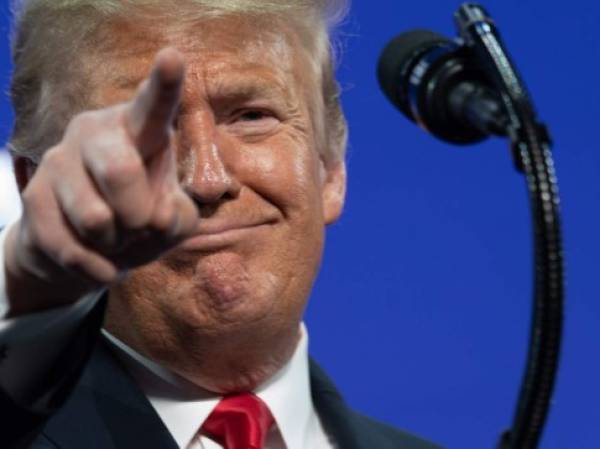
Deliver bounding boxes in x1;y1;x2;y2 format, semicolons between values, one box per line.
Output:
309;359;441;449
309;359;375;449
40;331;438;449
41;340;178;449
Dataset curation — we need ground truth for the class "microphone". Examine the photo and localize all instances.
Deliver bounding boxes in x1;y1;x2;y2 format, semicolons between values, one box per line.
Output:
378;6;564;449
377;29;509;145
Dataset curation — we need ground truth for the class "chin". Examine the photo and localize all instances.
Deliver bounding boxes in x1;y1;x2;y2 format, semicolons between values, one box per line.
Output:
151;253;279;332
108;251;305;396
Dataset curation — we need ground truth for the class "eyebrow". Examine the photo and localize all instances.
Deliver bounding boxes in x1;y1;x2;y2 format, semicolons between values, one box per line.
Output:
204;68;297;108
105;63;300;112
111;75;144;91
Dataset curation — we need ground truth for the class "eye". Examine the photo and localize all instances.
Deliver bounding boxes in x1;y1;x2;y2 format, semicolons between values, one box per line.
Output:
226;108;281;139
235;109;272;122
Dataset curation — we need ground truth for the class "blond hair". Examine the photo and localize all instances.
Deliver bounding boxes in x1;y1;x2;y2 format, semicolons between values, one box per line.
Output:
9;0;349;163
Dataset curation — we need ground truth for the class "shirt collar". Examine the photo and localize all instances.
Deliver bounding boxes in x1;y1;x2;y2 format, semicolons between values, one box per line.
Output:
102;324;316;449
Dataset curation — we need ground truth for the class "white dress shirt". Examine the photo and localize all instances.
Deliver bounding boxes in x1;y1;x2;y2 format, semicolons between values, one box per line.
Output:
0;223;335;448
104;325;334;449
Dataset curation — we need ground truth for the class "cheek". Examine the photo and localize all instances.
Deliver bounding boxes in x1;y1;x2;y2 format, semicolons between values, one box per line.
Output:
236;134;323;216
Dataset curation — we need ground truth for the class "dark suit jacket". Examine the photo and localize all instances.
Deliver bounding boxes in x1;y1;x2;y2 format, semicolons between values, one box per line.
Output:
2;301;442;449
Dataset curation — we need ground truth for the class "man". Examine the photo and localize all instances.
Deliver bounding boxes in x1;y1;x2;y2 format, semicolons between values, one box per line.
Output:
0;1;441;448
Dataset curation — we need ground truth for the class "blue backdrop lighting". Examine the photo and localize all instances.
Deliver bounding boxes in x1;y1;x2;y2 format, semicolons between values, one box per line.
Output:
0;1;598;447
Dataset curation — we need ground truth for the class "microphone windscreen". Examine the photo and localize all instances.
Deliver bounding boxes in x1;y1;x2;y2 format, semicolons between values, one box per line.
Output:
377;30;449;120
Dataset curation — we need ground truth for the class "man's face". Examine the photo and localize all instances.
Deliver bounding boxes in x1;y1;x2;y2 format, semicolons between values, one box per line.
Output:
85;14;345;373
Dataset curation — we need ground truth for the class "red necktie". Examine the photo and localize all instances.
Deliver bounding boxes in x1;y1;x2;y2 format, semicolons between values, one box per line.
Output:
201;393;275;449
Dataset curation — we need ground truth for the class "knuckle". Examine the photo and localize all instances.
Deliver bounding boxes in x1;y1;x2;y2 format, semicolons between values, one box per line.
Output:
39;146;64;171
21;173;51;210
21;186;38;209
100;156;144;188
78;203;114;233
29;226;58;255
56;246;83;270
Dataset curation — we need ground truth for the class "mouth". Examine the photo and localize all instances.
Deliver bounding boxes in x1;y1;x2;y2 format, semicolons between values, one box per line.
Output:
178;221;276;251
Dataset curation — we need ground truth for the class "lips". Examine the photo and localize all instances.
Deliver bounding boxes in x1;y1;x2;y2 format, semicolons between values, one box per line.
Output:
194;220;271;236
178;219;276;251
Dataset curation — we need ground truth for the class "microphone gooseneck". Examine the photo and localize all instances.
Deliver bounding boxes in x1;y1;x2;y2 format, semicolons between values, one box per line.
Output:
377;4;564;449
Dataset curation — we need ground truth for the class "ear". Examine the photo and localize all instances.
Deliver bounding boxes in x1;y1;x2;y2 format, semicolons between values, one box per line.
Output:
13;155;37;193
320;159;346;225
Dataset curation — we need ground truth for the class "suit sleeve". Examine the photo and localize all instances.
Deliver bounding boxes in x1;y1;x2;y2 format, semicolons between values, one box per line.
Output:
0;224;108;448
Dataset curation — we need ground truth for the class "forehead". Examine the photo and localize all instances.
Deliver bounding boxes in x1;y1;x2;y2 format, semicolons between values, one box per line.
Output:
86;14;314;102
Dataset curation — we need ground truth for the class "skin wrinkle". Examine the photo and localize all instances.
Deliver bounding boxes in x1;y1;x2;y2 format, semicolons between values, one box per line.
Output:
6;9;349;398
93;15;345;393
11;3;347;164
1;1;344;397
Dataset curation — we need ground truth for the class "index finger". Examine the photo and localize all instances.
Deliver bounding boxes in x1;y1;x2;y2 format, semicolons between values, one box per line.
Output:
127;48;184;160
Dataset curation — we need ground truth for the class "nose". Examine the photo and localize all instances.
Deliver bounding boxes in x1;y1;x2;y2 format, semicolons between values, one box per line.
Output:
178;113;241;205
187;142;237;203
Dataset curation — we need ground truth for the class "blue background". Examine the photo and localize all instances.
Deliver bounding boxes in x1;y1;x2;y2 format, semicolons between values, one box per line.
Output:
0;1;598;447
